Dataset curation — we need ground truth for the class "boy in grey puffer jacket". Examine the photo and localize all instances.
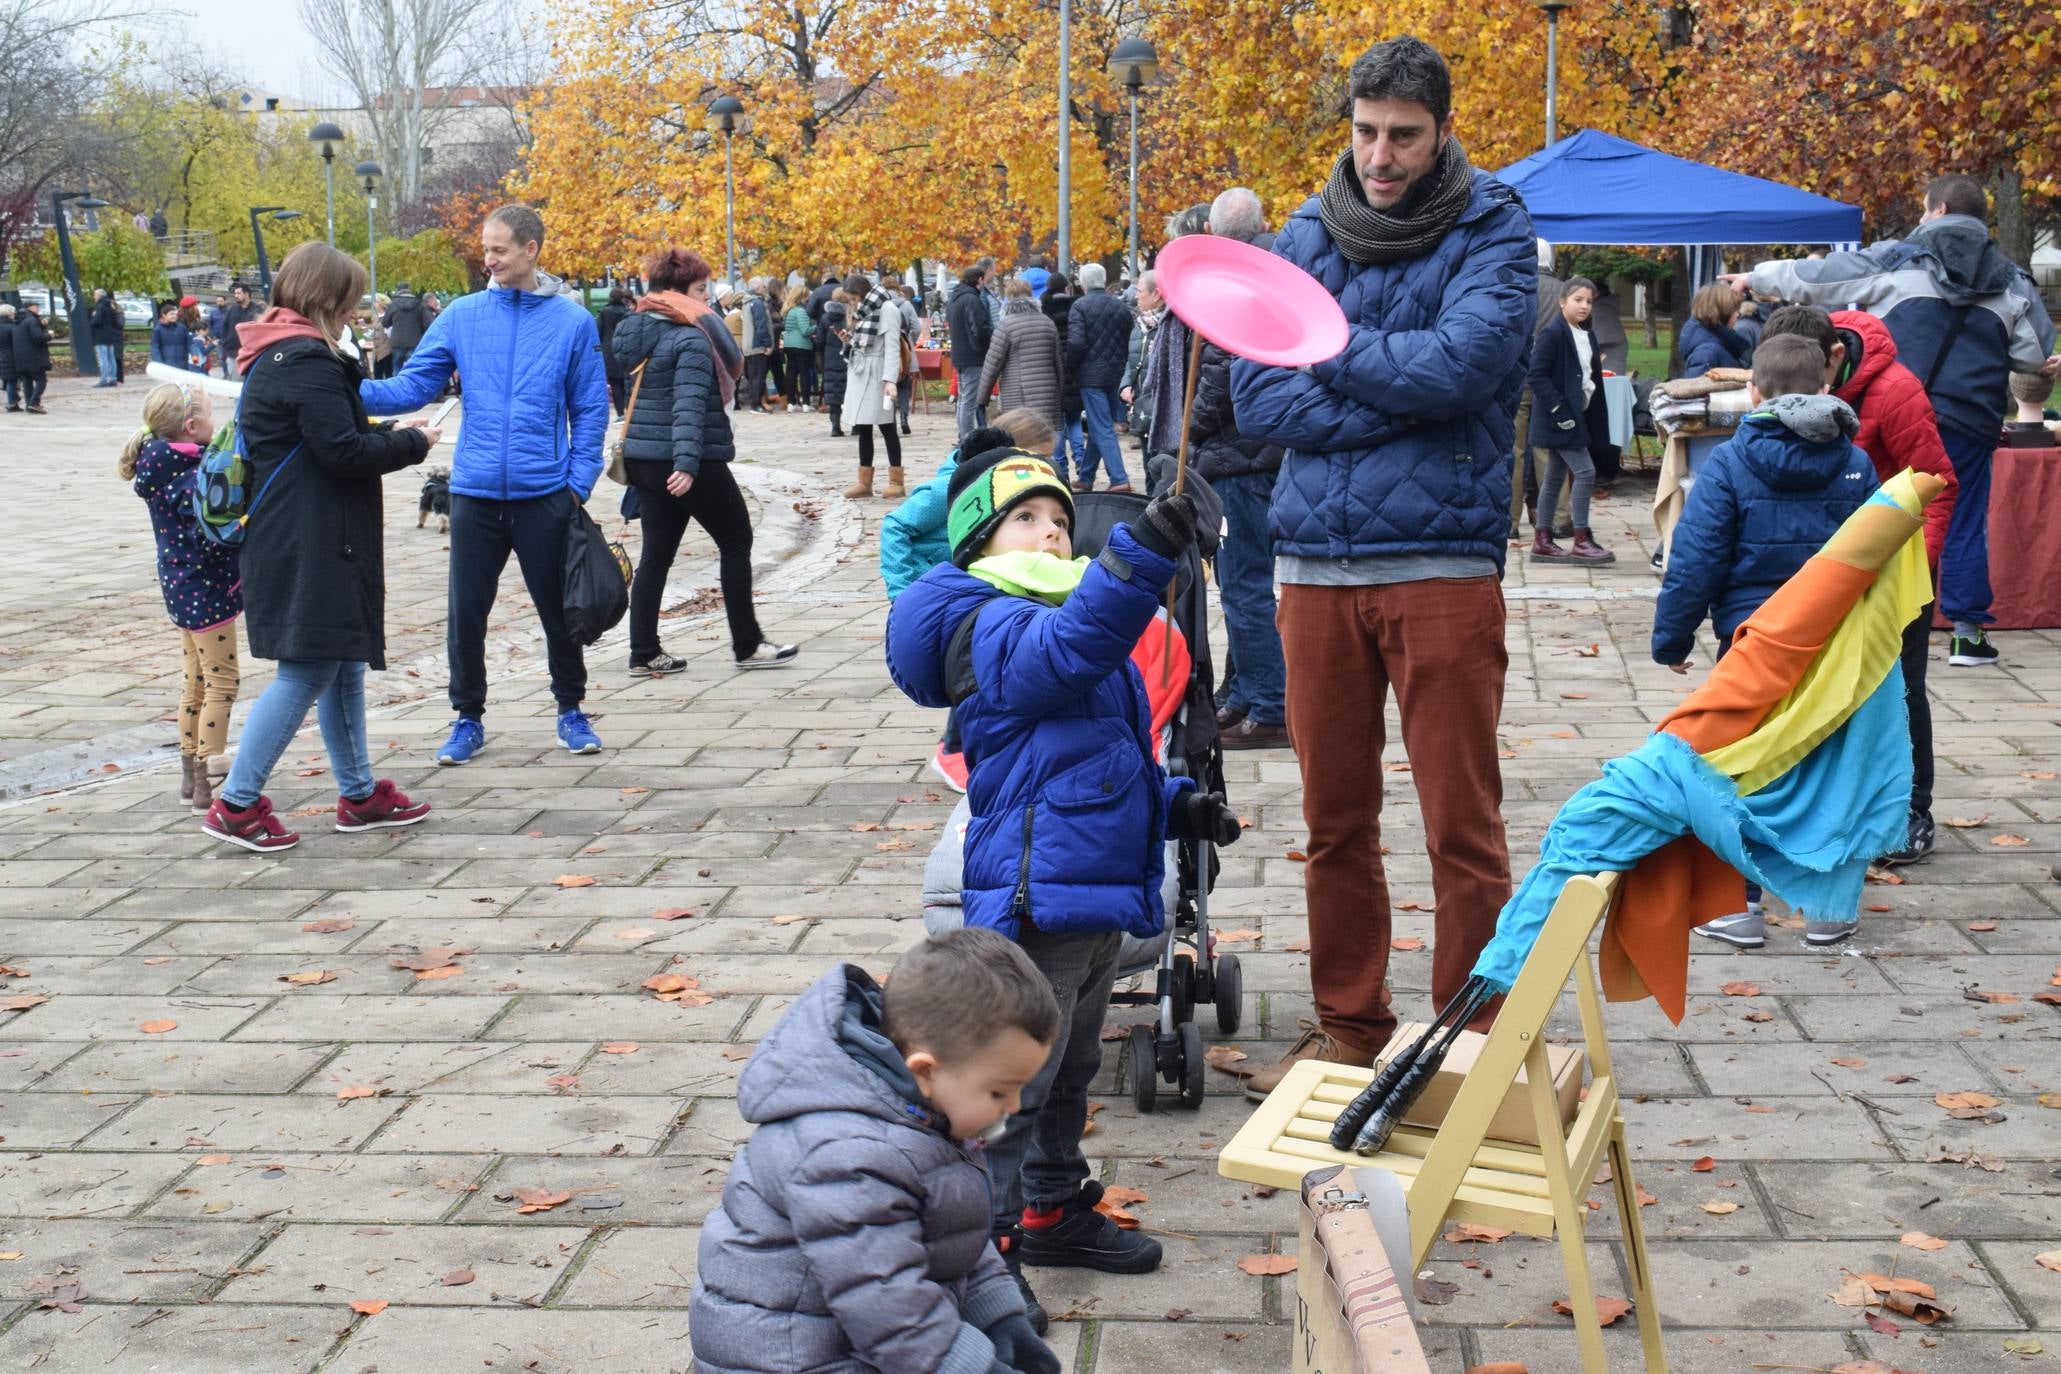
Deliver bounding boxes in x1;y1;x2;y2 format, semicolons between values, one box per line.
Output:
692;929;1061;1374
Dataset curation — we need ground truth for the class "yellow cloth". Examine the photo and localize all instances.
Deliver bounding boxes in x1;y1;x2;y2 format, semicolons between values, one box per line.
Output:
1702;471;1931;795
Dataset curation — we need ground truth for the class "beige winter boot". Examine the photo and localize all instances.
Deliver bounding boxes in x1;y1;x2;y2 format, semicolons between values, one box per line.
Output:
881;468;907;500
844;467;874;500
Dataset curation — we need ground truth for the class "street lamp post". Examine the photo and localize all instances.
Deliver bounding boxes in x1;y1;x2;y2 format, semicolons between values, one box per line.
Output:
249;207;305;297
51;190;110;377
357;160;384;312
1057;0;1071;274
706;96;748;289
1538;0;1571;145
308;121;345;245
1107;37;1159;284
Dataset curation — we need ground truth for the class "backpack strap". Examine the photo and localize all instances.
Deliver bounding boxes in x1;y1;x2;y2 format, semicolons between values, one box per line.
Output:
942;603;988;706
231;354;302;527
1920;303;1974;396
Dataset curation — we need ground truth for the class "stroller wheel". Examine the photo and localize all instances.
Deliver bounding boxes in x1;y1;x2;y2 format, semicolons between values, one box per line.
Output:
1171;954;1196;1026
1213;954;1244;1035
1129;1024;1159;1114
1178;1022;1206;1108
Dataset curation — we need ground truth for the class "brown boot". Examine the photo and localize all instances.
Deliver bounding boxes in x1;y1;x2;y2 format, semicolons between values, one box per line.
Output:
1528;527;1570;563
190;768;213;816
843;467;874;500
1570;527;1616;563
178;755;196;803
881;468;907;500
1243;1022;1376;1103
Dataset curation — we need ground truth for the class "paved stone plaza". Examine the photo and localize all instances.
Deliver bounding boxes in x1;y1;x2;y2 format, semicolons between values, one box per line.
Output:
0;374;2056;1372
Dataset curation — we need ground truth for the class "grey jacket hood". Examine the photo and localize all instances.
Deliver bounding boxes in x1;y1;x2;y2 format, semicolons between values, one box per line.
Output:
1736;394;1863;492
1902;216;2018;304
1764;392;1859;444
737;963;939;1135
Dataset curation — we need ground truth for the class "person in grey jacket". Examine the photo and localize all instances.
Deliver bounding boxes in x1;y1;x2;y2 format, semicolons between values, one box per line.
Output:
974;280;1065;452
692;929;1062;1372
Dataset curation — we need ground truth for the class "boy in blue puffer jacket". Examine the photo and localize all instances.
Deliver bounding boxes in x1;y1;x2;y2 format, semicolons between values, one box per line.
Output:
886;450;1240;1329
1653;333;1877;950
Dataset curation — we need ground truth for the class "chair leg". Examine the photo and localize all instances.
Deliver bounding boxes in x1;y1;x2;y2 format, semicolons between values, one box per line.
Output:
1525;1040;1611;1372
1607;1122;1669;1372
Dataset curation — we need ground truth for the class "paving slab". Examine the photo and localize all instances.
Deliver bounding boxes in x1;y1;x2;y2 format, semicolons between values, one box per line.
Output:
0;1217;264;1300
219;1221;590;1305
145;1152;491;1223
0;1302;339;1373
330;1306;693;1373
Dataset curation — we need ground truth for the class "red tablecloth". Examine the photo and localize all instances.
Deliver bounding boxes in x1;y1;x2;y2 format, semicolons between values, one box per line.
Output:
1936;447;2061;630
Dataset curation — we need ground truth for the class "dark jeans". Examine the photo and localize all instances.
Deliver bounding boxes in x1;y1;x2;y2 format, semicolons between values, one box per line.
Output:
607;371;628;417
741;353;770;411
1054;400;1085;483
1278;577;1512;1053
1937;424;1993;627
17;372;46;407
987;928;1121;1228
1213;471;1285;725
1077;385;1130;487
896;367;914;428
855;423;902;469
625;460;763;663
955;386;987;439
1904;598;1935;815
447;489;587;720
783;347;815;406
768;346;786;400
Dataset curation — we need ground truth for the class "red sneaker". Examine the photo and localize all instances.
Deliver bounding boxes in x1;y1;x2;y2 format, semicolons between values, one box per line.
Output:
201;794;300;852
335;779;432;833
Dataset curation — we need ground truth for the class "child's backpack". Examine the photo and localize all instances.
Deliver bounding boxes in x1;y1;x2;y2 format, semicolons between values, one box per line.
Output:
192;361;302;547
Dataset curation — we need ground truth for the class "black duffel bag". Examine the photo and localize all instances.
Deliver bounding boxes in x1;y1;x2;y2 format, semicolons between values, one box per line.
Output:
562;499;631;646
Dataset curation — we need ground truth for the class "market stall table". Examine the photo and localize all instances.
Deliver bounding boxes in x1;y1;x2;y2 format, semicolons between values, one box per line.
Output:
1933;445;2061;630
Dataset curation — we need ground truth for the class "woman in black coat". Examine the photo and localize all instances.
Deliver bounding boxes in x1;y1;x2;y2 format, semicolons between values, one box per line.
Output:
12;304;52;412
1525;276;1614;564
611;248;797;676
817;294;850;437
202;243;439;854
90;290;125;387
1040;275;1085;484
598;289;632;416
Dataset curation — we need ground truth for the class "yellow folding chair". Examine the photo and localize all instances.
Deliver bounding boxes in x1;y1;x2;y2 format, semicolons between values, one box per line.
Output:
1221;873;1667;1372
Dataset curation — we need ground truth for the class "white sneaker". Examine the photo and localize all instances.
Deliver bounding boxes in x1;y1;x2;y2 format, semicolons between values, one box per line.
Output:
1693;908;1766;949
736;642;799;670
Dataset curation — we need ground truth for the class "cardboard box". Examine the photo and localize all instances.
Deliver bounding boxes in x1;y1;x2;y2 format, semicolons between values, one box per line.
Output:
1295;1165;1430;1374
1371;1022;1584;1147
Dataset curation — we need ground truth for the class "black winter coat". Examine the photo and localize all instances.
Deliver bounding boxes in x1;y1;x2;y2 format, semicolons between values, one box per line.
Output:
382;293;428;351
237;335;430;669
1042;293;1080;409
1189;340;1283;481
596;303;629;381
90;298;124;347
611;310;735;476
946;284;991;371
11;313;51;374
1065;288;1131;391
1526;315;1605;451
817;301;850;410
0;321;14;382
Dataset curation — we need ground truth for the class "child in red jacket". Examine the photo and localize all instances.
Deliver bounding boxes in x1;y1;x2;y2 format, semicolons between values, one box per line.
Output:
1762;304;1954;867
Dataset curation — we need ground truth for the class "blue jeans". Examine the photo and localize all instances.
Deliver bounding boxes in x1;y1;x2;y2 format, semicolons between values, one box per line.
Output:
1936;423;1993;627
222;660;373;808
94;344;119;383
1053;402;1085;484
1078;386;1130;488
1214;473;1287;724
955;387;987;439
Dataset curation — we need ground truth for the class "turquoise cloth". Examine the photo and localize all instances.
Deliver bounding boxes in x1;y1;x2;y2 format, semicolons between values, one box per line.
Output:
879;453;958;599
1471;670;1911;991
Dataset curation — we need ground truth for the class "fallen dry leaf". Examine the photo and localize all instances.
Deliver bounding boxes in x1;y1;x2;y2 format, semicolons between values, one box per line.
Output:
336;1084;380;1102
614;928;655;940
873;839;914;852
1854;1273;1938;1300
390;948;465;972
1415;1276;1460;1305
0;965;29;977
441;1268;475;1287
1095;1199;1141;1230
598;1041;639;1054
1284;850;1308;863
1283;938;1312;953
2035;1249;2061;1273
1966;987;2020;1005
302;918;355;934
1900;1231;1949;1251
349;1299;388;1316
1943;815;1991;828
1102;1185;1149;1208
196;1153;232;1166
1831;1275;1877;1307
1214;928;1262;945
1551;1295;1631;1326
1235;1253;1297;1276
1443;1223;1514;1244
553;874;597;888
1991;834;2030;847
511;1188;574;1214
1865;903;1892;912
414;965;462;982
1718;981;1762;998
1934;1090;2000;1112
1863;1310;1900;1337
139;1019;176;1034
1462;1365;1532;1374
769;914;808;925
2037;1092;2061;1109
1742;1010;1775;1023
545;1073;580;1091
1878;1287;1953;1324
642;973;694;994
1701;1201;1740;1215
1395;901;1435;913
1691;1156;1716;1172
279;969;337;986
1204;1044;1251;1075
1829;1057;1867;1069
0;995;49;1012
1635;1184;1658;1207
650;908;696;921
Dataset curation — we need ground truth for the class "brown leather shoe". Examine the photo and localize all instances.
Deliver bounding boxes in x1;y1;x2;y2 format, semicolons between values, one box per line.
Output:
1215;703;1248;731
1244;1023;1375;1102
1220;717;1289;750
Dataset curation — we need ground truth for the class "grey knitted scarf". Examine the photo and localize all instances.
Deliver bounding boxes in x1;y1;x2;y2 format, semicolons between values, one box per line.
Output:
1319;137;1474;265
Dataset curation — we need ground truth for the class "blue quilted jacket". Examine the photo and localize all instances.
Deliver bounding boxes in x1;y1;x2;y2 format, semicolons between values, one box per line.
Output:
1231;171;1535;569
885;526;1192;940
1652;395;1878;665
359;274;608;501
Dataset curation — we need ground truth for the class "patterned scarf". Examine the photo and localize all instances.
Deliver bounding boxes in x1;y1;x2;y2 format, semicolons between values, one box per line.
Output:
1318;136;1474;266
844;285;896;361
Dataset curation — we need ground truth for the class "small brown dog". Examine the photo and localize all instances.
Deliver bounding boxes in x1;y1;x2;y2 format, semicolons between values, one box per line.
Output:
418;467;451;532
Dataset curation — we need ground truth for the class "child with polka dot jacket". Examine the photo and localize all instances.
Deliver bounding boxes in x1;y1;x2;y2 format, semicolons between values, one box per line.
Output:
123;381;242;814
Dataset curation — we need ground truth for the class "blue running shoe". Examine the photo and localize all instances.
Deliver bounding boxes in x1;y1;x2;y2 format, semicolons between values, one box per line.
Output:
557;709;602;755
436;717;485;766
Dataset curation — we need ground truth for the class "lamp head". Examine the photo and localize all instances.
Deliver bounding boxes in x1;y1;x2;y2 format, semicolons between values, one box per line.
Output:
1108;37;1159;91
706;94;747;135
1536;0;1573;15
272;209;304;221
355;160;384;191
76;196;110;210
309;121;346;159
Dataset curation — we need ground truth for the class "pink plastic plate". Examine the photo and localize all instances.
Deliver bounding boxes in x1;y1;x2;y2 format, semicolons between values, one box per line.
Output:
1154;234;1348;367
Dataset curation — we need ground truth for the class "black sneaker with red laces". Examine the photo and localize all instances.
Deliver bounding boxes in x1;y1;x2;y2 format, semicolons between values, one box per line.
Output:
1016;1181;1163;1273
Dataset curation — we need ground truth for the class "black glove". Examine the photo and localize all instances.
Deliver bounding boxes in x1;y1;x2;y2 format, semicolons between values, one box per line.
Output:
988;1314;1060;1374
1170;790;1242;847
1128;488;1200;560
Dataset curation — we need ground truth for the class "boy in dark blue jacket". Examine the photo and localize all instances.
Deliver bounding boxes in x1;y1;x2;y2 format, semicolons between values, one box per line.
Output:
1653;333;1878;949
886;450;1240;1328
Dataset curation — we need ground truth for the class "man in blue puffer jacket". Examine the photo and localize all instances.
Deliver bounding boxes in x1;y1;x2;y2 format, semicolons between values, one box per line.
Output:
361;205;610;764
1229;36;1534;1100
885;450;1240;1327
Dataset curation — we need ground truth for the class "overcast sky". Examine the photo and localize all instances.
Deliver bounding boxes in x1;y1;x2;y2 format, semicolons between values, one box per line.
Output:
118;2;350;104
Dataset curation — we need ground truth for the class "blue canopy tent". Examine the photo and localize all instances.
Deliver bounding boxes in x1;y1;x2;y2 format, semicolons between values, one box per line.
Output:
1497;129;1863;285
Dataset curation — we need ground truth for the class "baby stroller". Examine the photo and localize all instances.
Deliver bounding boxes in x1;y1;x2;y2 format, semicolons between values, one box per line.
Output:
1070;488;1240;1112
